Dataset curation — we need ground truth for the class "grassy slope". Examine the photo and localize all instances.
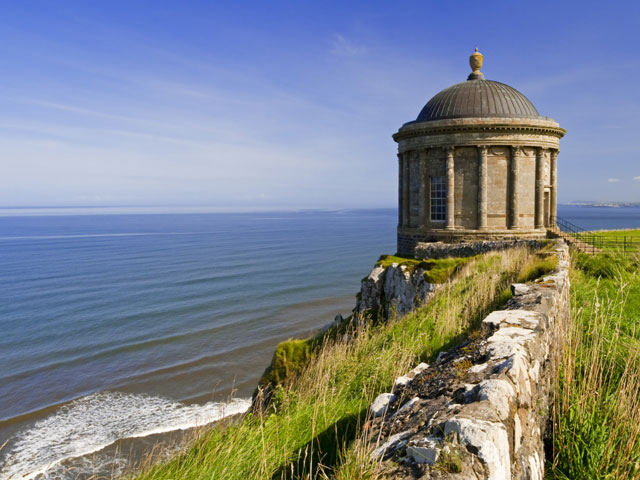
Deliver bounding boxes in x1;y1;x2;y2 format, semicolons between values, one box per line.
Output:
549;251;640;479
257;256;475;394
131;248;536;480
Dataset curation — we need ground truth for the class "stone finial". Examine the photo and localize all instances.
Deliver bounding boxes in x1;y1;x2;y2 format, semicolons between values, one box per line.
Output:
468;48;485;80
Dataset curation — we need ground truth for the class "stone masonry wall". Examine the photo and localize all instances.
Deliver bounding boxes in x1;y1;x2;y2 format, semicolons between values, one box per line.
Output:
398;233;547;256
413;240;545;260
366;240;570;479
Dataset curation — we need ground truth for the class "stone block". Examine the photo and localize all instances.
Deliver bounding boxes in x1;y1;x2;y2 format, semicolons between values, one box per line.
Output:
370;393;395;418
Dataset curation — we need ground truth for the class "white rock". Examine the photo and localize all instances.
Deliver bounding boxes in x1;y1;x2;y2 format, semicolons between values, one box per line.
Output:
444;418;510;480
369;265;387;282
487;327;534;360
394;375;412;388
528;450;543;480
496;352;532;402
370;393;396;417
476;379;515;420
499;326;538;338
411;362;429;376
407;445;439;465
396;396;421;414
358;262;439;318
483;309;543;330
510;283;530;296
468;362;489;373
370;430;411;459
383;264;415;317
514;412;522;453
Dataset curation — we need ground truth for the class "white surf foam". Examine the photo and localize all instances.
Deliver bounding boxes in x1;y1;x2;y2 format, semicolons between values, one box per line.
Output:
0;391;251;480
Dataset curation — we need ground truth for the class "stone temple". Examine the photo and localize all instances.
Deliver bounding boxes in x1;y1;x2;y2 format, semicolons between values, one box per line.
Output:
394;49;565;255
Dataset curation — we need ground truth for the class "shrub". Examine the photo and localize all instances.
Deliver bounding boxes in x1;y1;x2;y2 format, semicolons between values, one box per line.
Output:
259;338;312;387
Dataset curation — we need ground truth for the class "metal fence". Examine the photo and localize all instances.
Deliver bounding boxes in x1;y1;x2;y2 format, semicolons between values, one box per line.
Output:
550;216;639;254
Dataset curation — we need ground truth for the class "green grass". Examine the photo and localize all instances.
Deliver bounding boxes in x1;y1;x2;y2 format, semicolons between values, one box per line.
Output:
516;252;559;283
130;247;537;480
596;229;640;240
548;251;640;479
574;229;640;253
260;339;313;387
375;255;472;284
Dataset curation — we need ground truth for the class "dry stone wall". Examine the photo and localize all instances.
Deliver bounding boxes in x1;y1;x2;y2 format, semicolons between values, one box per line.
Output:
366;240;569;479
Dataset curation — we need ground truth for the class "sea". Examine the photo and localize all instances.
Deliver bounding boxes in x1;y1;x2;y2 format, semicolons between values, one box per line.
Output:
0;205;638;479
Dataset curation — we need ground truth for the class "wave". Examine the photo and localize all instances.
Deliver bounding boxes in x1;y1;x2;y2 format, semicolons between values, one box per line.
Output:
0;391;250;480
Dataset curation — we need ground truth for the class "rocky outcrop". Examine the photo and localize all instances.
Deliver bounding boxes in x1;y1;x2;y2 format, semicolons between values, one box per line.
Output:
356;241;549;319
366;240;570;479
357;263;439;318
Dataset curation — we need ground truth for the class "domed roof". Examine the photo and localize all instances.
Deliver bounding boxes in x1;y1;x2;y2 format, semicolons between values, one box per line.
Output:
415;49;539;122
416;80;539;122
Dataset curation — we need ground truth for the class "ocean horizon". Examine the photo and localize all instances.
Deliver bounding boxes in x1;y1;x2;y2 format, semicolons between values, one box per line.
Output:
1;205;639;479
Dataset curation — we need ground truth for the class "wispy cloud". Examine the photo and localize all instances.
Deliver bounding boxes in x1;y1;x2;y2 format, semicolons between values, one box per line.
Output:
331;34;365;57
608;178;621;183
18;98;146;124
633;176;640;182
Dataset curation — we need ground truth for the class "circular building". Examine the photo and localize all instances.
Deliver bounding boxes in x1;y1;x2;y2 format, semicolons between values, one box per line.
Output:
393;49;565;255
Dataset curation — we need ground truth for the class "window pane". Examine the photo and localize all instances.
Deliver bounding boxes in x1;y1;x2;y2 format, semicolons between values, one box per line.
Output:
430;176;446;221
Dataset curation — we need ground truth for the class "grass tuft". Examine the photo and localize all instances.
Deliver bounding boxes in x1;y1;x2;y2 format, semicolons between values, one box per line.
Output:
516;252;558;283
260;339;313;387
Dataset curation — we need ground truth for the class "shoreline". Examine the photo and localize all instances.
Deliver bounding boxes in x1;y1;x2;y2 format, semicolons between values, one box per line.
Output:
0;397;251;480
0;293;358;480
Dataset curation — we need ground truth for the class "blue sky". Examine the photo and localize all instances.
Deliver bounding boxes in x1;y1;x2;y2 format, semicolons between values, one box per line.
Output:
1;1;639;208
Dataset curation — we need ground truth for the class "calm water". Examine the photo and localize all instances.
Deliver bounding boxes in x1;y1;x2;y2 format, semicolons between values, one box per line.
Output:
0;209;396;479
0;205;638;479
556;204;640;231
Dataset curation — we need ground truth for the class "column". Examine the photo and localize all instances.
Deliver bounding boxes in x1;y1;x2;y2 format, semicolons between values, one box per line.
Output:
477;145;488;230
550;149;558;222
510;146;521;229
418;149;428;227
535;147;545;229
445;146;455;230
402;151;410;227
397;153;403;227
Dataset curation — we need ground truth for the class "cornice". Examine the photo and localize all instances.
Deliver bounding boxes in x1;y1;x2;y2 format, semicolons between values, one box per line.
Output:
393;117;566;143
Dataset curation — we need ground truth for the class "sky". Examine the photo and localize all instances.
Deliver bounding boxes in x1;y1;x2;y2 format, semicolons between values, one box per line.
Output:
1;1;639;209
